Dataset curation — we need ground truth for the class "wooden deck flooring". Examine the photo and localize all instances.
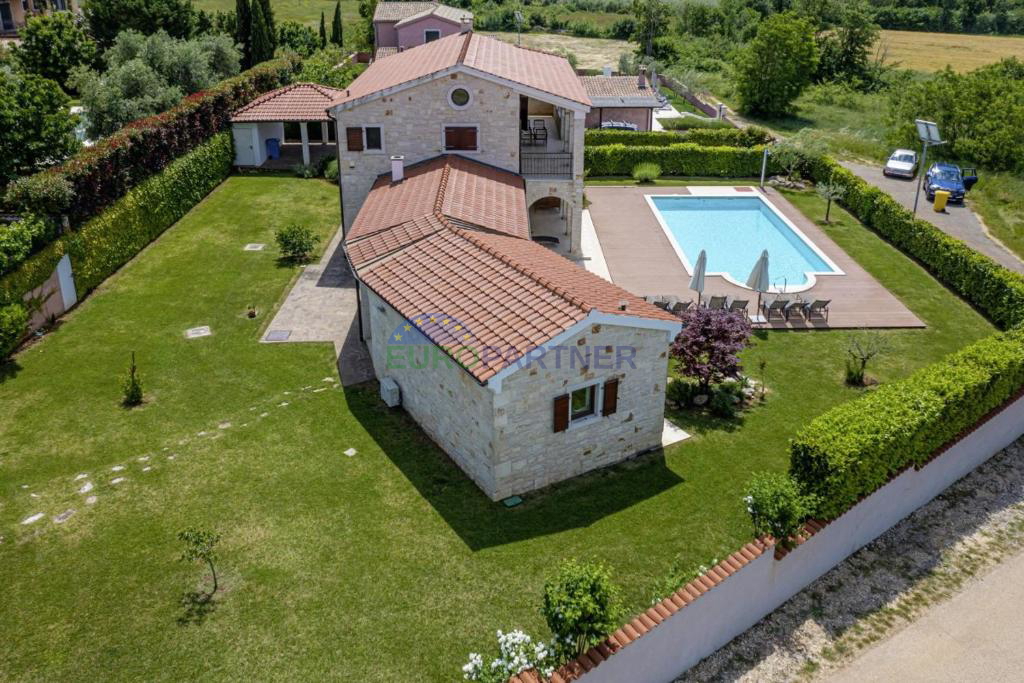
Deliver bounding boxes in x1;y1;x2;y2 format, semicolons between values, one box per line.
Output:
586;185;924;330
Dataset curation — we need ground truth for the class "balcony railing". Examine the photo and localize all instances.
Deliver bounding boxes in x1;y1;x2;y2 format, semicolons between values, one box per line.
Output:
520;152;573;178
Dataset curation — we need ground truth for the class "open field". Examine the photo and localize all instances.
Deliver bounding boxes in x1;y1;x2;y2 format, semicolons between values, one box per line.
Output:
0;175;993;679
192;0;360;26
482;31;632;70
877;29;1024;72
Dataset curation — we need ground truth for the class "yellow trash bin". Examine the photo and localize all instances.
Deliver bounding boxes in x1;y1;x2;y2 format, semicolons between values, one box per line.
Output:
933;190;950;212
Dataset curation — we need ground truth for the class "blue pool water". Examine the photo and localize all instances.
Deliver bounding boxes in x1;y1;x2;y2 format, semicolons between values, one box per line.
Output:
650;196;837;289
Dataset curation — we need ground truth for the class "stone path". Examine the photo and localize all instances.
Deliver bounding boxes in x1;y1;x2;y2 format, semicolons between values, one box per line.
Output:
261;224;374;386
840;161;1024;274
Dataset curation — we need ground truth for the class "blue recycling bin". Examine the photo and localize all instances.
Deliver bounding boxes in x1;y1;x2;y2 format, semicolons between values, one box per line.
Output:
265;137;280;160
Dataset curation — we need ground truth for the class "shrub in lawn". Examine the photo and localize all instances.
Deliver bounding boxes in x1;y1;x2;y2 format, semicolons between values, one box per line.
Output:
744;471;817;543
632;162;661;183
665;377;699;408
121;351;143;407
462;630;555;683
291;163;317;179
815;179;846;223
0;302;29;359
323;157;339;182
844;328;891;387
670;307;752;392
275;223;319;263
541;559;620;658
178;528;221;597
710;380;745;418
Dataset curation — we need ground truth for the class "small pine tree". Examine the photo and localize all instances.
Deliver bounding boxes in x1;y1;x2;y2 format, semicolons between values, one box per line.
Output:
319;11;327;49
250;0;274;64
121;351;143;407
235;0;252;68
331;0;343;46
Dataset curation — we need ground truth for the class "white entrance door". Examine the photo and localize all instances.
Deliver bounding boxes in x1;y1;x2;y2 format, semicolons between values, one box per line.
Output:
232;124;258;166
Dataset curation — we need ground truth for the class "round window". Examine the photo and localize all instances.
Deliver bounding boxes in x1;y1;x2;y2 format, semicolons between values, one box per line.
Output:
449;87;471;108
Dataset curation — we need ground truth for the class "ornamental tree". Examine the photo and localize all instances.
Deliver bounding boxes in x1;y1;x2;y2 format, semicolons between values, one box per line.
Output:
735;12;818;116
541;559;620;658
331;0;343;47
0;71;80;185
671;308;752;392
12;13;96;92
178;528;221;596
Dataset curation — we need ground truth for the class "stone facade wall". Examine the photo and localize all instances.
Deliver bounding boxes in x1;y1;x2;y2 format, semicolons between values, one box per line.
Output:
365;289;499;495
491;323;670;500
335;72;521;228
585;106;654;131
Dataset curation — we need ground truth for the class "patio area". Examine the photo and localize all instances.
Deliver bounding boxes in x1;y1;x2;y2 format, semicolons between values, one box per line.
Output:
585;185;924;329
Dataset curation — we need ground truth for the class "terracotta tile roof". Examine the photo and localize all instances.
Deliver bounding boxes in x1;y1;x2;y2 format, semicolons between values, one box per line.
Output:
344;155;677;383
579;75;660;103
373;1;437;22
393;2;472;27
230;82;345;122
374;46;399;60
331;32;590;107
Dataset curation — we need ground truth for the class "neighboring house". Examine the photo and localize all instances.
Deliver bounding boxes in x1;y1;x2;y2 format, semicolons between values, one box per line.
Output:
581;70;662;131
372;1;472;60
344;154;680;501
329;31;681;500
0;0;77;35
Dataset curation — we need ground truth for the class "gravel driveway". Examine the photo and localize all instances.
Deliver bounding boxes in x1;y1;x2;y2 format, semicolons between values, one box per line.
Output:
840;162;1024;274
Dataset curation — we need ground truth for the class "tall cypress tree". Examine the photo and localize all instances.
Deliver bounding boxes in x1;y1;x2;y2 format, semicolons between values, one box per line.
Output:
331;1;343;47
319;11;327;49
235;0;252;68
249;0;274;64
258;0;277;51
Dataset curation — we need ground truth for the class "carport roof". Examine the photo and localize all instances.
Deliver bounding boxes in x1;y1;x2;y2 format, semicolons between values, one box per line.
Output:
230;82;346;123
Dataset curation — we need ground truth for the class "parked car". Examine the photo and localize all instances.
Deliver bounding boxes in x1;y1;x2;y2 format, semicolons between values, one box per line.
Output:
882;149;918;178
600;120;639;131
924;162;978;203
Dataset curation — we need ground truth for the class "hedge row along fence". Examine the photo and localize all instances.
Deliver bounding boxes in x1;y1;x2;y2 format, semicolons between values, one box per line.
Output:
584;126;772;149
0;134;233;356
584;143;771;177
4;54;300;230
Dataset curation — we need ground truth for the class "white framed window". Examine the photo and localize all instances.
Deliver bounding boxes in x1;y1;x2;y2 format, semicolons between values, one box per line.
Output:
424;28;441;42
447;86;472;110
570;384;597;422
344;125;384;154
553;378;619;433
442;124;479;152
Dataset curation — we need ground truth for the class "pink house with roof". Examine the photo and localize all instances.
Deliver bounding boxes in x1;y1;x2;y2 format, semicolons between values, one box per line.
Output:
371;1;473;60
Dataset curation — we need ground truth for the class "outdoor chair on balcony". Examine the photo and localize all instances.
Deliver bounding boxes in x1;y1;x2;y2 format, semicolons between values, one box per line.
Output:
532;127;548;146
761;298;791;320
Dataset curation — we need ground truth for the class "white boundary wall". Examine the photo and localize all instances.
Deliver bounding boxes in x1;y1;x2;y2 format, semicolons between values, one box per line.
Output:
577;392;1024;683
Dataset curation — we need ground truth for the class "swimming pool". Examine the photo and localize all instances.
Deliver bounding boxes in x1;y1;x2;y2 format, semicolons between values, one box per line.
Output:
646;191;842;292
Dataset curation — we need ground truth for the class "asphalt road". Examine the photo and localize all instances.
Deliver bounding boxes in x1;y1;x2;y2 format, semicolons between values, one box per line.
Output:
841;162;1024;274
828;547;1024;682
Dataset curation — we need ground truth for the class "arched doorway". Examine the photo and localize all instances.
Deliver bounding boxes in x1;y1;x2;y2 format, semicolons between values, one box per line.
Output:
528;196;570;255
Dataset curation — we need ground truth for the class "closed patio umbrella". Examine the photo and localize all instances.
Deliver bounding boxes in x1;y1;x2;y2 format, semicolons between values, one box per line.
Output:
689;249;707;307
746;250;770;323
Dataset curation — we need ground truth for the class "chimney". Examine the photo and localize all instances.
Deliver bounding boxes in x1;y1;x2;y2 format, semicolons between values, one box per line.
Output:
460;17;472;33
637;66;647;89
390;155;404;183
603;65;612;78
398;45;405;52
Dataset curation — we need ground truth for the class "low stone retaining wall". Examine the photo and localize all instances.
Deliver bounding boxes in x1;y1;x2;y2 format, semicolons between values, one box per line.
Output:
535;389;1024;683
657;75;732;124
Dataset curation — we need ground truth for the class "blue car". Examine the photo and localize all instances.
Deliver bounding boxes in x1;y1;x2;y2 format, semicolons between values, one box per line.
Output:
924;162;978;203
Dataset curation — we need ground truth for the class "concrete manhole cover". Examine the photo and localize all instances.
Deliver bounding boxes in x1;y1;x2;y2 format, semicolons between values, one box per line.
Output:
243;243;266;251
185;326;212;339
265;329;291;342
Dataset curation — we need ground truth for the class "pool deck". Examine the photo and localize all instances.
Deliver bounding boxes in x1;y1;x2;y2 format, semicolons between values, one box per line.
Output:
585;185;924;329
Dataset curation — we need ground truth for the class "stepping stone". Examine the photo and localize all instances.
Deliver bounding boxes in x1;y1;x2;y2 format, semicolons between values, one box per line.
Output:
53;509;75;524
138;455;149;462
185;326;212;339
20;484;28;489
85;496;98;505
313;387;327;393
243;243;266;251
30;493;39;498
278;402;289;407
322;377;334;383
167;455;176;460
111;477;126;485
344;448;357;457
260;412;269;418
265;329;291;342
21;513;44;525
218;422;232;429
197;431;207;437
142;466;152;472
79;482;93;494
111;465;125;472
74;473;88;481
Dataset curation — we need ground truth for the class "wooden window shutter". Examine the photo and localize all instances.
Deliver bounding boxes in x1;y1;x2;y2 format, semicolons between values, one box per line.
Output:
553;394;570;433
602;379;619;416
464;127;477;149
346;127;363;151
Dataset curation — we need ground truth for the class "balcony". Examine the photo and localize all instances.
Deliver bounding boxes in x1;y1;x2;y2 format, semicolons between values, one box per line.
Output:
519;105;573;178
520;152;573;177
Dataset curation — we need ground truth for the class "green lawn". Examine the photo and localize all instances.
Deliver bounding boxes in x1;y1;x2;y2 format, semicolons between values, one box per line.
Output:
0;176;994;680
193;0;361;27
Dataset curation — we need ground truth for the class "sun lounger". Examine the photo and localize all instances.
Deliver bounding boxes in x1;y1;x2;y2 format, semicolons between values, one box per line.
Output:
728;299;749;318
707;295;728;310
801;299;831;321
762;298;791;320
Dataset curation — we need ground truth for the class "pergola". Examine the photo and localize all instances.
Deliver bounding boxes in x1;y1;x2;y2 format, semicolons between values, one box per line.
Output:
229;82;345;168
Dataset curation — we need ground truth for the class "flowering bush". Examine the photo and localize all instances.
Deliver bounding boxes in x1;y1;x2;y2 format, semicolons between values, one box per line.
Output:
670;308;752;391
462;630;555;683
540;559;620;658
743;471;816;543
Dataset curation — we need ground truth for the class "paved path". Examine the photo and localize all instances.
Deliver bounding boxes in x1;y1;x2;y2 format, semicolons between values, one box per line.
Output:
840;161;1024;274
262;224;374;386
829;547;1024;682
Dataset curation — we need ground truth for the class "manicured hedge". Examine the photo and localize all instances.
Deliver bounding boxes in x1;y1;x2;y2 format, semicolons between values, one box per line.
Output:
584;143;770;177
585;126;772;149
790;326;1024;519
0;302;28;358
804;155;1024;329
5;55;299;227
0;134;232;311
